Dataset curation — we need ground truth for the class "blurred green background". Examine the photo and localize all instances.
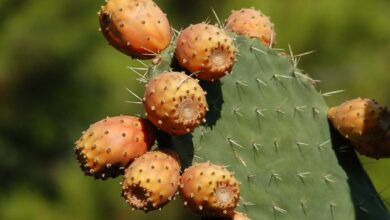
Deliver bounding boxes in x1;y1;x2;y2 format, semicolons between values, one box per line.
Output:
0;0;389;219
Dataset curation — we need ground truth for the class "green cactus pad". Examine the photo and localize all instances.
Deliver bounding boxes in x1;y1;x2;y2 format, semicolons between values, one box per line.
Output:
147;35;389;219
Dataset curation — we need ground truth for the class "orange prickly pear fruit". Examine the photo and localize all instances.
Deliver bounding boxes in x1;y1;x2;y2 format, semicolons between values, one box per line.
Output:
74;115;156;179
225;8;275;47
99;0;172;59
175;23;236;81
121;150;181;211
179;162;240;217
328;97;390;142
143;71;208;135
328;97;390;158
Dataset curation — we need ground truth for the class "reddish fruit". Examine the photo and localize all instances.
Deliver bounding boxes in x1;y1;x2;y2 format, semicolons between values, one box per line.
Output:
175;23;236;81
179;162;240;217
74;115;156;179
99;0;172;59
225;8;275;47
122;150;181;211
143;71;208;135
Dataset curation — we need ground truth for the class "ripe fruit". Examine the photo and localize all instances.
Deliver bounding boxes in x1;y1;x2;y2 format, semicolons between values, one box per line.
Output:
74;115;156;179
328;98;390;143
175;23;236;81
122;150;181;211
143;71;208;135
328;98;390;159
225;8;275;47
179;162;240;217
99;0;172;58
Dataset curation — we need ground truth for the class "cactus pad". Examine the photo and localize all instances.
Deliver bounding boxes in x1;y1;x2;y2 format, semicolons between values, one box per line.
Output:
147;35;389;219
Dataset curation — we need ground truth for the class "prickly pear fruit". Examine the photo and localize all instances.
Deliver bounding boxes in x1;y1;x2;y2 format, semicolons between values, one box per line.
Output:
143;71;208;135
175;23;236;81
202;211;250;220
225;8;275;47
74;115;156;179
328;97;390;143
121;150;181;211
98;0;172;58
179;162;240;217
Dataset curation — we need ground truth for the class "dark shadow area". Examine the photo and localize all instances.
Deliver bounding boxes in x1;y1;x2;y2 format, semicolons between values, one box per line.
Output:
199;80;223;128
330;125;390;220
157;131;194;171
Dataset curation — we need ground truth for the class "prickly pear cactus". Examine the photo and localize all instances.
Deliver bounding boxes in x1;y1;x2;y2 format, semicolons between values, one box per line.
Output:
75;1;390;219
146;36;390;219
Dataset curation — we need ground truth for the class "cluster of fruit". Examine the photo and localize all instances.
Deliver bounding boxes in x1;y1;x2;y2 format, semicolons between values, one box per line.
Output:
75;0;276;219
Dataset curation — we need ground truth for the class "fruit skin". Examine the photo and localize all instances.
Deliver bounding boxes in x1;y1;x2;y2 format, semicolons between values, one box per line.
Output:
121;150;181;211
175;23;236;81
328;98;390;158
202;211;250;220
99;0;172;59
328;98;390;142
179;162;240;217
74;115;156;179
225;8;275;47
143;71;208;136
